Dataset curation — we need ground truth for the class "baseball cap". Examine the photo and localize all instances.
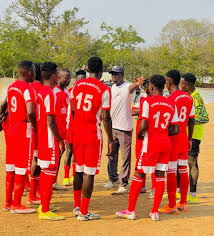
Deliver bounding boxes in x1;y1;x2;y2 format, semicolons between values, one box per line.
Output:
109;66;124;74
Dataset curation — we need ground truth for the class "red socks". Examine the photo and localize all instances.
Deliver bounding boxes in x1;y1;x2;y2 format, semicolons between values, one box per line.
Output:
13;174;25;207
167;168;177;208
178;166;189;204
29;175;40;200
6;172;15;206
64;165;70;178
40;169;56;213
74;190;82;208
151;173;155;189
72;163;76;177
24;174;30;189
151;177;165;213
128;175;144;212
80;198;90;215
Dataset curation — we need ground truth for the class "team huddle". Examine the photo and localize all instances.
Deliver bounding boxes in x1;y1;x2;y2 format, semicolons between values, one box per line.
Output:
0;56;203;222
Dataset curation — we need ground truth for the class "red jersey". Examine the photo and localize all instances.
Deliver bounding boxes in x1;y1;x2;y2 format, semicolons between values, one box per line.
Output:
71;77;111;140
53;85;70;140
37;85;58;167
7;80;36;125
30;81;43;95
140;95;179;153
168;90;195;153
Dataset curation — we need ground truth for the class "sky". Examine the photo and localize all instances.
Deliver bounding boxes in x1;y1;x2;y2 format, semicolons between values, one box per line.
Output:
1;0;214;46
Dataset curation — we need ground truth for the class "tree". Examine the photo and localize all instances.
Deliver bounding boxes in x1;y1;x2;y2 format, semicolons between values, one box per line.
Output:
98;23;144;79
8;0;63;33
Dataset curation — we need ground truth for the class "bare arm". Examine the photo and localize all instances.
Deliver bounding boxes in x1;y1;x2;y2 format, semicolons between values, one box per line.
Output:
168;124;180;136
132;108;140;116
129;77;144;94
137;119;148;140
26;102;37;131
188;117;195;151
102;110;113;143
0;98;7;115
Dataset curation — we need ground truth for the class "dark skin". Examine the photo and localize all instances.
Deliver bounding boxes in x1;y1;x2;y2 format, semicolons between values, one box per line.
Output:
167;76;195;150
111;72;144;93
136;82;180;178
76;74;86;82
58;70;71;90
73;70;114;201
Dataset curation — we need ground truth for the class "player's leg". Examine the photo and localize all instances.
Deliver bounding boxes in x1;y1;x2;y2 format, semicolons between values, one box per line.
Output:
159;152;178;214
28;155;41;204
150;152;169;221
188;139;200;202
177;152;189;211
63;142;73;186
4;166;15;210
117;130;132;193
73;171;83;216
149;173;155;198
105;129;119;188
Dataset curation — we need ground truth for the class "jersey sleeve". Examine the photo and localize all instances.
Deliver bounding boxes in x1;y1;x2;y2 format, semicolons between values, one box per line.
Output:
44;91;56;115
171;105;180;124
102;89;111;110
189;102;195;118
24;87;34;104
139;100;149;120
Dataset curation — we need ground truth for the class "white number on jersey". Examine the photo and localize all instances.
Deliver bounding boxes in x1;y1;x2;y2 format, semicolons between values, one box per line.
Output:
179;106;187;122
153;111;171;129
11;96;17;112
76;92;93;111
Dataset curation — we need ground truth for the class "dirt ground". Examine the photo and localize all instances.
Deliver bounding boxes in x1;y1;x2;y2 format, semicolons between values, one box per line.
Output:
0;105;213;236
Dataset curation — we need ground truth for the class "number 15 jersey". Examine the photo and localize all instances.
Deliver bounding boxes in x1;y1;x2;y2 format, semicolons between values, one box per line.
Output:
140;95;179;153
71;77;111;140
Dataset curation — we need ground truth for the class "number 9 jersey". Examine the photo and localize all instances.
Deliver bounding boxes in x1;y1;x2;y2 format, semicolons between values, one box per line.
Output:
70;77;111;175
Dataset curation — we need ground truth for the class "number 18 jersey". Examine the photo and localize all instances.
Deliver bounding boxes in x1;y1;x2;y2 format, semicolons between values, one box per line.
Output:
140;95;179;153
168;90;195;153
71;77;111;140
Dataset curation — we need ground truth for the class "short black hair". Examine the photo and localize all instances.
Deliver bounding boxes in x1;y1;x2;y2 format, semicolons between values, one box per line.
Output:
166;70;181;85
88;57;103;73
76;70;86;76
41;62;57;80
182;73;197;84
18;60;33;70
59;68;71;76
34;63;42;82
143;78;150;88
149;75;166;90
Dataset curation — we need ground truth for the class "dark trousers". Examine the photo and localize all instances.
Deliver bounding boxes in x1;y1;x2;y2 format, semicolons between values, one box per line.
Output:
107;129;132;187
177;139;201;192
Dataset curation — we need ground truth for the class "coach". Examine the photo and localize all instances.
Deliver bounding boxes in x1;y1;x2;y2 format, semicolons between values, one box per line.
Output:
104;66;143;193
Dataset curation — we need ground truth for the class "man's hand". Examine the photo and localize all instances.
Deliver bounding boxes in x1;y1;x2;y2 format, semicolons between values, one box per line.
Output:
188;140;192;151
59;141;65;155
134;77;144;86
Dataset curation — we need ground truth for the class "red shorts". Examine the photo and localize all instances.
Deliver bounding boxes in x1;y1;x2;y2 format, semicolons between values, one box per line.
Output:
137;151;170;174
6;122;34;175
73;138;103;175
38;139;60;170
177;152;188;166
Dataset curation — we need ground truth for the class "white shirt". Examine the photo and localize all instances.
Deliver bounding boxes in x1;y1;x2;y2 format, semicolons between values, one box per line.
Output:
111;82;133;131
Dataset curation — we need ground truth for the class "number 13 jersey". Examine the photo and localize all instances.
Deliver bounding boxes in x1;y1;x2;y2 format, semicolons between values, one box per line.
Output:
71;77;111;140
140;95;179;153
168;90;195;153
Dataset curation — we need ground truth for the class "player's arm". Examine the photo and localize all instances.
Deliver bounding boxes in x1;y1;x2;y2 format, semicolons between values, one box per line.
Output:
187;102;195;150
103;110;113;143
132;108;140;116
168;105;180;136
26;102;37;130
137;119;148;140
129;77;144;94
47;114;65;154
0;98;7;116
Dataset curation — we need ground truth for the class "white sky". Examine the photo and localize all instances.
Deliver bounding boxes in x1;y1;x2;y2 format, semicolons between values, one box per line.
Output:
1;0;214;46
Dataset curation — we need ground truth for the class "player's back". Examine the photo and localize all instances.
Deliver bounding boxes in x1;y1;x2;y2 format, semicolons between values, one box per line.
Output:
168;89;194;152
71;77;110;139
144;95;178;152
7;80;32;124
30;81;43;95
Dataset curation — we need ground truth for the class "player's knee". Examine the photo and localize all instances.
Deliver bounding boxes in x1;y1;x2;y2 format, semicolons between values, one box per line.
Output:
188;155;194;168
155;170;165;177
